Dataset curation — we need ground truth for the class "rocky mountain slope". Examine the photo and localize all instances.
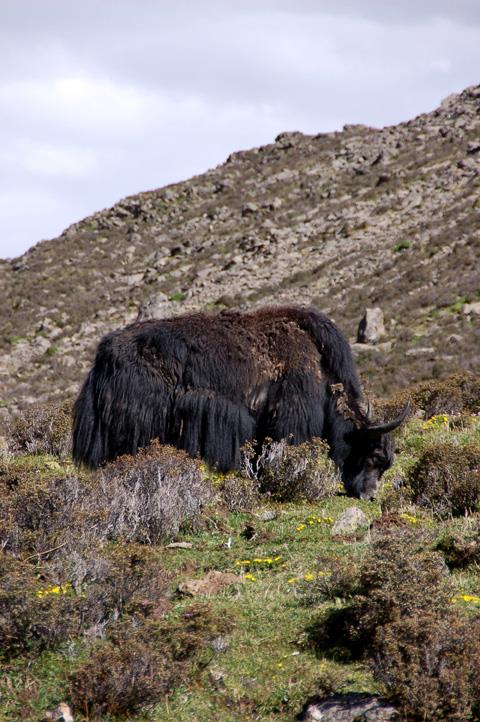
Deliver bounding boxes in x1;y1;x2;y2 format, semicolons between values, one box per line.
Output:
1;85;479;425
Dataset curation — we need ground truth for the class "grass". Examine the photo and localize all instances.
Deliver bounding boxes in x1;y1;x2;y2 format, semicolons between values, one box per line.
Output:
0;413;479;720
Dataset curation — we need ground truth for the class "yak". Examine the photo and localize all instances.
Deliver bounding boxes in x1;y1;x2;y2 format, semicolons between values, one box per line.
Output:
72;305;408;500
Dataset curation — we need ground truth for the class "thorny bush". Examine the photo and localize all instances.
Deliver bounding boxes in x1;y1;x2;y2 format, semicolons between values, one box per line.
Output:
0;545;170;660
408;442;480;517
69;604;234;719
7;398;73;459
372;612;480;722
242;437;339;502
0;441;213;557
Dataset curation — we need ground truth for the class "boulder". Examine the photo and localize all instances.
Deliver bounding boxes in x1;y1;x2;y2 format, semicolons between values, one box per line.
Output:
137;293;171;321
331;507;369;538
299;693;400;721
463;301;480;316
357;308;385;344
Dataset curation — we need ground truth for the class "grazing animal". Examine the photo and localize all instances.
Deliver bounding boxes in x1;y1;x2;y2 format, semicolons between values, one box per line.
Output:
73;306;408;499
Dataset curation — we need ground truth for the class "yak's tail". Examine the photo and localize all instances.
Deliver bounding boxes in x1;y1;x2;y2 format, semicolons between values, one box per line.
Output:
72;330;170;468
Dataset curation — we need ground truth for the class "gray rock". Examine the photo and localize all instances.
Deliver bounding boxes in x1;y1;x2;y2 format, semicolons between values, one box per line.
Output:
463;301;480;315
331;507;369;537
405;346;435;356
300;694;400;721
137;293;170;321
241;202;259;216
32;336;51;355
357;307;386;344
44;702;74;722
255;509;278;522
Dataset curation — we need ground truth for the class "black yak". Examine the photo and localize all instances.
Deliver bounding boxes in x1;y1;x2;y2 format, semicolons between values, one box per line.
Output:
73;305;408;499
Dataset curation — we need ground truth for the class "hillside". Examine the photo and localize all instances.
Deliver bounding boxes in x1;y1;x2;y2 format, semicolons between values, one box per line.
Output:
1;84;479;425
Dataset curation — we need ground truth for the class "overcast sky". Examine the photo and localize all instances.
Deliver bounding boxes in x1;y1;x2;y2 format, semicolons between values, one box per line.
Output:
1;1;479;259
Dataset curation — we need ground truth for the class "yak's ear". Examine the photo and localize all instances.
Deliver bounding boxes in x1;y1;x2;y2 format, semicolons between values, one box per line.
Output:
366;401;411;436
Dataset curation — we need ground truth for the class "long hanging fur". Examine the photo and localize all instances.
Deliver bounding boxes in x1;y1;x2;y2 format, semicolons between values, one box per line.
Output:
73;305;368;473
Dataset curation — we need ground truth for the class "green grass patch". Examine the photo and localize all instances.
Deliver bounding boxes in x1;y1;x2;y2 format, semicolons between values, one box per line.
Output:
394;239;411;252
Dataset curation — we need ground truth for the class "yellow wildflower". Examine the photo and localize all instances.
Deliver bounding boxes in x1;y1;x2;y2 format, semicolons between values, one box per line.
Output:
303;573;315;582
36;582;71;599
296;523;306;531
423;414;449;430
452;593;480;605
244;573;256;582
400;513;420;525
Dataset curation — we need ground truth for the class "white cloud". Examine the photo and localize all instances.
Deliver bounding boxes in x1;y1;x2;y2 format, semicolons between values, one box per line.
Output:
0;3;479;258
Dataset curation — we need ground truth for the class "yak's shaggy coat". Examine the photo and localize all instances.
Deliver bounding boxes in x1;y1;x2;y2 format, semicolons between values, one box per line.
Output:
73;306;405;498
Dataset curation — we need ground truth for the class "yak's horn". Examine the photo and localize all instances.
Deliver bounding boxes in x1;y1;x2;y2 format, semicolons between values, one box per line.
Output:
366;399;372;420
367;401;411;435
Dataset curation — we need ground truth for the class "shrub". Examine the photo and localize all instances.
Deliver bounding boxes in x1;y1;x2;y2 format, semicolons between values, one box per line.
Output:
353;529;452;637
100;441;213;542
377;373;480;419
58;544;171;637
69;604;233;718
0;458;82;556
408;442;480;517
0;441;213;556
243;437;339;502
372;612;480;722
434;522;480;568
8;398;73;458
308;527;452;660
69;623;176;717
221;474;260;511
0;545;171;660
0;553;78;659
304;553;363;605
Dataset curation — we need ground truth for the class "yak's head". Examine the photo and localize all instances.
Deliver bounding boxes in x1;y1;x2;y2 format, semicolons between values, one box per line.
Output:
341;404;410;500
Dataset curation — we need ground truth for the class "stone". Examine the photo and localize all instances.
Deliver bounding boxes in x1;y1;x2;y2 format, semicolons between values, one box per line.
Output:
463;301;480;315
44;702;74;722
255;510;278;522
405;346;435;356
299;694;400;721
208;667;226;690
241;202;259;216
162;189;176;201
137;293;170;321
466;141;480;155
178;570;244;597
167;542;193;549
32;336;51;355
331;507;369;537
357;308;386;344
